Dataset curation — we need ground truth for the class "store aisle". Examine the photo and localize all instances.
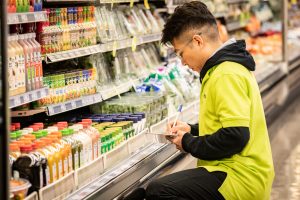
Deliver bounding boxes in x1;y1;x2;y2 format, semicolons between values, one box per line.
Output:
269;94;300;200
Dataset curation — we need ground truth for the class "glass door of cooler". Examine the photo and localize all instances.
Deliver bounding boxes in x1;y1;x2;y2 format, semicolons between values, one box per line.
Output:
0;0;10;199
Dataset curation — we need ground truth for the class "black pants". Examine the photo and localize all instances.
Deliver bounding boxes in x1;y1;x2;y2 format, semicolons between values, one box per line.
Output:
145;167;227;200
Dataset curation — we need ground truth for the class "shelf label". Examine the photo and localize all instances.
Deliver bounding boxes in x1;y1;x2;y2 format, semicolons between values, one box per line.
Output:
75;100;83;107
21;14;28;23
130;0;134;7
65;102;73;111
144;0;150;9
36;91;42;99
131;36;137;52
112;41;117;57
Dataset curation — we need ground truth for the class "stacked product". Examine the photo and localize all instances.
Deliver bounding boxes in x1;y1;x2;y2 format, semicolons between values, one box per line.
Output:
8;33;43;96
37;6;97;54
9;117;138;199
39;68;97;106
7;0;43;13
95;5;164;42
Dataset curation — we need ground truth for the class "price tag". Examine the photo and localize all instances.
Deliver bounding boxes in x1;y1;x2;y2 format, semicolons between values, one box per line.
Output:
144;0;150;10
71;101;76;108
13;15;19;24
21;14;28;23
113;86;121;99
111;0;115;9
112;41;117;57
23;94;29;102
129;78;137;92
131;36;137;52
130;0;134;8
48;106;54;115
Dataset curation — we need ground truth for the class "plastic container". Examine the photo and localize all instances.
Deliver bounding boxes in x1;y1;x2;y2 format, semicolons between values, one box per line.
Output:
10;178;32;199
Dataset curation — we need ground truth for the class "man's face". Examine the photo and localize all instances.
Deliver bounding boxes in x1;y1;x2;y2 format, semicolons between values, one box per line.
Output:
172;33;208;73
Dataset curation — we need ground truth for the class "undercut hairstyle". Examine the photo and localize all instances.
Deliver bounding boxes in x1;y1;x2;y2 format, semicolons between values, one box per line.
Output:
161;1;218;45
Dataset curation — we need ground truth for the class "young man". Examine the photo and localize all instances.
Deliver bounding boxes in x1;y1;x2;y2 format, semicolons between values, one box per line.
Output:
145;1;275;200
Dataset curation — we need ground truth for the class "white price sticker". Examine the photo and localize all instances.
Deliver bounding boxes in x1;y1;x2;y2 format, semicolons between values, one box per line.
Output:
48;107;54;115
23;94;30;102
21;14;28;23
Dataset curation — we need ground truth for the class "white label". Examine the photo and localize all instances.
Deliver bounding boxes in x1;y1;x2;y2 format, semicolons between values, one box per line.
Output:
68;154;72;172
40;166;43;187
53;164;57;181
94;143;98;159
80;150;85;167
59;160;63;178
64;158;68;175
46;166;50;185
74;152;79;169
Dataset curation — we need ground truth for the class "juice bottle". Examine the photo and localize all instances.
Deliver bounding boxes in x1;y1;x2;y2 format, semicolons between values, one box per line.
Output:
32;141;47;187
7;0;17;13
9;143;21;160
40;137;57;183
18;34;34;91
77;122;93;164
28;33;43;89
14;144;44;192
47;135;63;179
8;36;17;96
82;119;100;160
51;131;69;175
34;140;50;186
13;35;26;94
62;129;78;170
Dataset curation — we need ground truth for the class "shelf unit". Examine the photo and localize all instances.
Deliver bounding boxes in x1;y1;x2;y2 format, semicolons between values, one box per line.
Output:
45;33;161;63
46;93;102;116
9;87;49;109
7;11;48;25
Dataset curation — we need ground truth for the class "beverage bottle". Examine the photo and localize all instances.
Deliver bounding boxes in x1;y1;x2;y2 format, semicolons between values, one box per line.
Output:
77;122;93;164
62;128;79;171
82;119;100;160
40;137;57;183
18;34;35;91
28;33;43;89
12;35;26;94
8;36;17;95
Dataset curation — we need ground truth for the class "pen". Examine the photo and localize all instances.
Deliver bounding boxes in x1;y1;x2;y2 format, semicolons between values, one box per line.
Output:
171;104;183;130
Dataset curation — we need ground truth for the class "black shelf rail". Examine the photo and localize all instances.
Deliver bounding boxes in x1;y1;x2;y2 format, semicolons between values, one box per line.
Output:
0;0;10;199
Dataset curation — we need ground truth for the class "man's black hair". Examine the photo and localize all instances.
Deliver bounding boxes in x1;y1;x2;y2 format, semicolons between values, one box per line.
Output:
161;1;217;45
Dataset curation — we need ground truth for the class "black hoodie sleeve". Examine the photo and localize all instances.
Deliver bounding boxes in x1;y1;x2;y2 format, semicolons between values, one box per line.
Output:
182;127;250;160
189;123;199;136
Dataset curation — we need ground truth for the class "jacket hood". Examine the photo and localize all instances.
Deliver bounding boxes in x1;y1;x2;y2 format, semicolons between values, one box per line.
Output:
200;40;255;83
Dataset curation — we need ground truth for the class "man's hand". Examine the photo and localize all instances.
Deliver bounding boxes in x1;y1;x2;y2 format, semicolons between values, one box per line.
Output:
166;130;186;151
167;120;191;134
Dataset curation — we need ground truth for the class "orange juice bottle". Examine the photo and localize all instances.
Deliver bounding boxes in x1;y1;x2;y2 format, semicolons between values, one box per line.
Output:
52;131;70;175
40;137;57;184
47;136;63;180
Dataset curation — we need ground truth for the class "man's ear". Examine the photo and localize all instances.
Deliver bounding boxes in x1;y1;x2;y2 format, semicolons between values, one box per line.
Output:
193;34;204;47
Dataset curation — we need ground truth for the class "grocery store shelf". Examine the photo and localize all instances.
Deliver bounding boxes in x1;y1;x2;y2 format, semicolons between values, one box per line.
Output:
99;0;139;3
7;11;48;25
99;79;139;100
288;54;300;71
46;45;100;63
25;191;38;200
45;33;161;63
11;108;46;117
9;87;49;109
256;62;287;93
46;93;102;116
226;21;248;32
45;0;94;2
227;0;249;4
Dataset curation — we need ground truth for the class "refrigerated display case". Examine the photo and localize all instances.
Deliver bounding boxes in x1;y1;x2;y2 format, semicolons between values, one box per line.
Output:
2;1;300;200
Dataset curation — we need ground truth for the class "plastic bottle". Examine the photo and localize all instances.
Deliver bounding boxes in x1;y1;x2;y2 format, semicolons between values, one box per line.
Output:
14;144;44;193
18;34;34;91
62;128;79;170
13;35;26;94
40;137;57;183
82;119;100;160
77;122;93;164
28;33;43;89
8;36;17;95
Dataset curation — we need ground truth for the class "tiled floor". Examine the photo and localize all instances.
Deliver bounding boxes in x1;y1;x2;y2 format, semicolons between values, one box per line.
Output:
269;95;300;200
